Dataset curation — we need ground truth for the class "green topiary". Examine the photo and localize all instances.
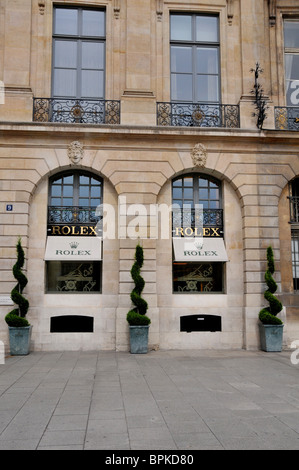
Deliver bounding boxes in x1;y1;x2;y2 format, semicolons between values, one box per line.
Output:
5;312;29;327
127;244;150;326
5;238;30;327
259;246;283;325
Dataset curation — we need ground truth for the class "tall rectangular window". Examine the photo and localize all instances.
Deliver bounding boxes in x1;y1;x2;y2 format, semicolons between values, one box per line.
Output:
170;13;220;103
52;7;106;100
284;20;299;106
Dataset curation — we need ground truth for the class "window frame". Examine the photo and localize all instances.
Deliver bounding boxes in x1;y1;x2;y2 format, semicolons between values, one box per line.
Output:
172;173;225;294
172;261;224;294
283;18;299;107
172;173;222;210
170;12;221;104
46;260;102;294
52;5;106;100
48;170;103;209
46;170;103;295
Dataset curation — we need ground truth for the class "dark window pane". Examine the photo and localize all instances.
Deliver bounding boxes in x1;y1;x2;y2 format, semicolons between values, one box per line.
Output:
173;188;183;199
170;15;192;41
82;42;104;69
79;176;89;184
91;186;101;198
184;188;193;199
47;261;101;292
79;186;90;197
210;188;219;200
55;9;78;35
51;198;61;206
285;54;299;80
171;46;192;73
53;69;77;97
196;16;218;42
183;177;193;187
63;176;73;184
196;75;219;102
173;262;223;293
79;198;90;206
62;186;73;197
196;47;219;74
171;74;193;101
284;21;299;48
91;198;101;205
81;70;104;98
51;186;62;198
82;10;105;37
54;40;77;68
199;178;208;187
173;200;183;208
199;188;208;200
91;178;101;185
209;200;220;209
62;198;73;206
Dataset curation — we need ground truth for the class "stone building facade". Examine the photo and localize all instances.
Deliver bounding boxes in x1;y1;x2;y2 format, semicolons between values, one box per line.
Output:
0;0;299;352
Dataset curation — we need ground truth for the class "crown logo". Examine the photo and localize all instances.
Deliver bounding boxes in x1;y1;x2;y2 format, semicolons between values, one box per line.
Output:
193;239;204;250
70;241;79;249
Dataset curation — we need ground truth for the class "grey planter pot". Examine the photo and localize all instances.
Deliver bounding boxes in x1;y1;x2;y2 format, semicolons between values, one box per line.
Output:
8;325;32;355
259;323;283;352
129;325;149;354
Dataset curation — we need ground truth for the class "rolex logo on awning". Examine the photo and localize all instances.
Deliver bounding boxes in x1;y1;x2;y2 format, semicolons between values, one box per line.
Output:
193;239;204;250
45;236;102;261
173;237;228;262
70;241;79;249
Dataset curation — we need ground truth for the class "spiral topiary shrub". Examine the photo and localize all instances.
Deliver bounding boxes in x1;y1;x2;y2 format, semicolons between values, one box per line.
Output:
259;246;283;325
127;244;150;326
5;238;30;328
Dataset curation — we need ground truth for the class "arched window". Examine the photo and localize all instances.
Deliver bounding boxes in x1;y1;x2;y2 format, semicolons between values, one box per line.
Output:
48;171;102;227
46;170;103;293
172;174;223;236
172;174;226;293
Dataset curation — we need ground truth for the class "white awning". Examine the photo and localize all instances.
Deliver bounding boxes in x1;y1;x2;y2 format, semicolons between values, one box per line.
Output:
45;236;102;261
173;237;228;262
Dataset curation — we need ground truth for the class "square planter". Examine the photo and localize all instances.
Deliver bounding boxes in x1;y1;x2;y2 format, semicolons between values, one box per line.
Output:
8;325;32;355
259;323;283;352
129;325;149;354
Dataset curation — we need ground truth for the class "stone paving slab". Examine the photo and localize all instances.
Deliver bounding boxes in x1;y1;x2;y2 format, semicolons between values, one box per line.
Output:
0;349;299;450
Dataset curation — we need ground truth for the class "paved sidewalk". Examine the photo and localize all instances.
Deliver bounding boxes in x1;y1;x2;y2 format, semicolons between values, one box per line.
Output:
0;349;299;450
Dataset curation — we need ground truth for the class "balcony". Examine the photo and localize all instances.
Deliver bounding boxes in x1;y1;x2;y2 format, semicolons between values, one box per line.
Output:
47;206;103;236
33;98;121;124
172;207;223;237
275;107;299;131
48;206;102;225
157;102;240;128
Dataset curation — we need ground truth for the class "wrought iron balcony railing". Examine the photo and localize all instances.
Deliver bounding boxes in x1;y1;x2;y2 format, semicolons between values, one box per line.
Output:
33;98;121;124
157;102;240;128
48;206;101;225
275;106;299;131
288;197;299;224
172;208;223;237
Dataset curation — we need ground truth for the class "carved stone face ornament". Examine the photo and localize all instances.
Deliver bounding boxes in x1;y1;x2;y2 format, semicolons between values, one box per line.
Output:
68;141;84;165
191;143;207;168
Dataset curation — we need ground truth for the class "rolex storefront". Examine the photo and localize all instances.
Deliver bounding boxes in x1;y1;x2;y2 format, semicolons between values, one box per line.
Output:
26;164;119;351
1;0;299;353
5;143;245;353
0;126;296;353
